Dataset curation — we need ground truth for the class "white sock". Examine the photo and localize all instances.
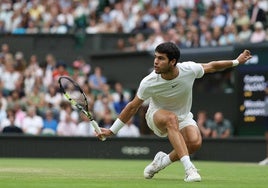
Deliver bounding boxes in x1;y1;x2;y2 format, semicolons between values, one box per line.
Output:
162;154;172;167
180;155;194;171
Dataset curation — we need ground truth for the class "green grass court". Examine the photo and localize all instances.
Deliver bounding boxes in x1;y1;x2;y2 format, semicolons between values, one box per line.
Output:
0;158;267;188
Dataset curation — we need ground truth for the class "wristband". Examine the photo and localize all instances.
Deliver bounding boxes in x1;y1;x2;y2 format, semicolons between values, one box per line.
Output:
232;59;239;67
110;118;125;134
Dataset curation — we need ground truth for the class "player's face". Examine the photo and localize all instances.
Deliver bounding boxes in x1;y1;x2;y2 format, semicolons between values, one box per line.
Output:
154;52;173;74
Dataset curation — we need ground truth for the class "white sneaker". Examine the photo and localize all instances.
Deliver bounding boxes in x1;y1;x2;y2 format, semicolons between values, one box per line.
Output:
259;158;268;165
144;151;167;179
184;166;201;182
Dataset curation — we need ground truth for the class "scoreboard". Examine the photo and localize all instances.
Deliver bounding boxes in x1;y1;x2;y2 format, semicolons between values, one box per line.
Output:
236;65;268;135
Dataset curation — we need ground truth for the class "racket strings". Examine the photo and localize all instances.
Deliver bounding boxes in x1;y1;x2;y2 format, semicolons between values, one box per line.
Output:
69;91;88;109
60;78;88;110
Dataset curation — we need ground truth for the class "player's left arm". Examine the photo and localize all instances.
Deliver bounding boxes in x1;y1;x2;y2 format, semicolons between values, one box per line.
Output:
202;49;252;74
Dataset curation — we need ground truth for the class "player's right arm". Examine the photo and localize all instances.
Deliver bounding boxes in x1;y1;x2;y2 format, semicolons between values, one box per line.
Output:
98;95;144;139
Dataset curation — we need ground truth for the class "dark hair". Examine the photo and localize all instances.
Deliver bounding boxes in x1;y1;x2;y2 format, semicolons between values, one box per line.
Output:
155;42;180;64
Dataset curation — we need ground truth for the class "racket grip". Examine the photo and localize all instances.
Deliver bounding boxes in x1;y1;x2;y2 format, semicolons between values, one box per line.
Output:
91;120;106;141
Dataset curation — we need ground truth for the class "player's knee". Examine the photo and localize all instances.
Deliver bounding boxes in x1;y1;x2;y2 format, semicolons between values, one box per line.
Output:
165;113;179;131
188;137;202;154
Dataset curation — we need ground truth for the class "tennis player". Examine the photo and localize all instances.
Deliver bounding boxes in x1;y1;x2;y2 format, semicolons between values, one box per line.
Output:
98;42;252;182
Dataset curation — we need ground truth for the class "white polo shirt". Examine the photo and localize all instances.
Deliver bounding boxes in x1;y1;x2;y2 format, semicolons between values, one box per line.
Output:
137;61;204;120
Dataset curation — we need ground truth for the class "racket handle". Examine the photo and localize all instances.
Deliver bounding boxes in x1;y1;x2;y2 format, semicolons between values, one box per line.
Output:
91;120;106;141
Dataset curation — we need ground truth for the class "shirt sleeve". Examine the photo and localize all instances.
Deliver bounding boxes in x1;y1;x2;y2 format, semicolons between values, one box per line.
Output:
136;77;152;101
185;61;204;78
183;61;205;78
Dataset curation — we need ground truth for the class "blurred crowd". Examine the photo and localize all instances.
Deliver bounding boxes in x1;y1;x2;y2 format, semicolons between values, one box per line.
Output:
0;0;267;51
0;42;142;137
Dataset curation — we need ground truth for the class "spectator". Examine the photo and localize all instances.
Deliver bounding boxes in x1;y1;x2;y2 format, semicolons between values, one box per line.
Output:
210;112;233;138
210;6;226;28
52;61;69;82
201;30;217;47
117;117;140;137
218;25;236;46
101;83;114;102
57;112;78;136
1;108;13;131
258;0;268;12
26;19;39;34
57;6;74;31
249;0;267;26
50;20;68;34
72;57;91;84
59;102;79;124
0;3;12;33
0;91;7;112
224;2;235;26
0;56;21;96
111;82;130;104
100;114;114;129
25;54;43;79
135;33;147;51
0;53;5;76
22;106;43;135
211;26;222;46
196;110;213;138
44;84;62;111
28;0;43;22
0;101;7;129
23;68;36;96
13;102;27;129
113;93;128;115
0;20;6;33
1;43;10;56
76;114;96;137
199;19;213;47
7;90;26;111
85;18;99;34
42;109;58;135
184;29;195;48
88;66;107;96
250;21;266;43
43;53;57;89
114;84;131;102
2;110;23;134
233;1;250;28
93;94;116;122
25;84;46;115
236;23;252;43
77;56;91;76
14;51;27;73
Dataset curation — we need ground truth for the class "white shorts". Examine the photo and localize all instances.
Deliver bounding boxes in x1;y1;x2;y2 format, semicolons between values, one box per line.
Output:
145;110;197;137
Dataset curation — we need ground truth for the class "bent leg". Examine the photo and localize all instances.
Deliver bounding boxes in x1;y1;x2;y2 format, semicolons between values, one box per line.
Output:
180;125;202;154
145;109;201;182
153;110;189;160
166;125;202;162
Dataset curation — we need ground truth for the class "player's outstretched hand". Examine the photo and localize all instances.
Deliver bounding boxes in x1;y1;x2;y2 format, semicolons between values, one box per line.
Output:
96;128;114;140
237;49;252;65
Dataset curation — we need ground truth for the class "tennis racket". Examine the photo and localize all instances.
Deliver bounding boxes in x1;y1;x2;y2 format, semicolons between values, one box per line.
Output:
58;76;106;141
